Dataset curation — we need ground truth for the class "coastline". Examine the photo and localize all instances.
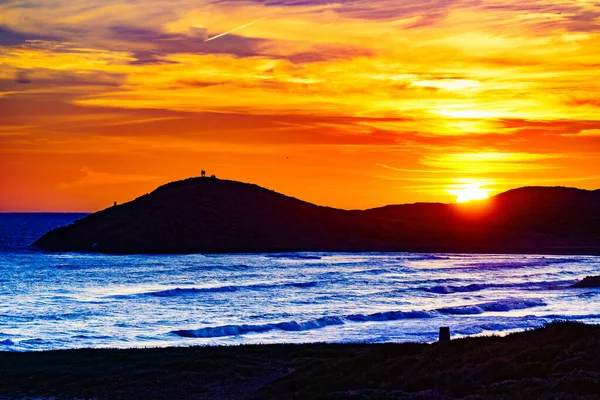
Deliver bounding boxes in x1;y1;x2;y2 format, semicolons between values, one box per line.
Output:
1;322;598;399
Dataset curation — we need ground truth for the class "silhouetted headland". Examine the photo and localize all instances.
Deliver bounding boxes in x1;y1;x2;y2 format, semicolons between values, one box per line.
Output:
33;178;600;254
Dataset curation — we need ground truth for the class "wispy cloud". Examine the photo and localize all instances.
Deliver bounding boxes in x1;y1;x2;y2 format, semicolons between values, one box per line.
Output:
420;152;562;173
1;0;600;210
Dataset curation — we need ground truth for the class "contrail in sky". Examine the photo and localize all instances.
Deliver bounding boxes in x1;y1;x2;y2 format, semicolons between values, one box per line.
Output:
204;17;266;42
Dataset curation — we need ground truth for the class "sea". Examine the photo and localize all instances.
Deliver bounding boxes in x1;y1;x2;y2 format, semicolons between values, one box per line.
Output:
1;213;599;351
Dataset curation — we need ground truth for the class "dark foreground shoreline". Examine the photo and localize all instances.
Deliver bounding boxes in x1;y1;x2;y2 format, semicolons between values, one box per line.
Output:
1;322;599;399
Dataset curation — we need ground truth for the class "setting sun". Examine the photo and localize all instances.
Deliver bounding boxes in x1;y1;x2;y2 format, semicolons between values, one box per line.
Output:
453;185;490;203
1;0;600;213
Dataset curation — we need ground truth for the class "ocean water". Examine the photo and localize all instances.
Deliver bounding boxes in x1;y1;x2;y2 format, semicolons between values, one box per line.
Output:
1;213;599;351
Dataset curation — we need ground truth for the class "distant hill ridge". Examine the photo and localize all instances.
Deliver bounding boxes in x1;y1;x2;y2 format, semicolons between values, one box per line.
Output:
33;178;600;254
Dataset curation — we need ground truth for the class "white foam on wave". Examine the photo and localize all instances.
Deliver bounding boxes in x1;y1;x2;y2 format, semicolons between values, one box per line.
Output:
459;258;574;270
137;280;319;297
172;309;437;339
172;316;345;338
171;297;548;339
265;253;322;260
425;280;577;294
405;254;450;261
438;298;546;315
346;310;435;322
148;286;238;297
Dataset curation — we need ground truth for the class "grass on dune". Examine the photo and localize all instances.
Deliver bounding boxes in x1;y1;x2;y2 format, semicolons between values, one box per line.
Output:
0;321;598;399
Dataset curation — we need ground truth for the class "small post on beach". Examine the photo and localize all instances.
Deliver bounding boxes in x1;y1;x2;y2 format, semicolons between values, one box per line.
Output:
439;327;450;342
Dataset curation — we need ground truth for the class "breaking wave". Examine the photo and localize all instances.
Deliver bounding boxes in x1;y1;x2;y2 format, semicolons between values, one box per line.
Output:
142;280;319;297
147;286;238;297
346;310;434;322
171;298;544;338
172;316;345;338
266;253;322;260
425;280;576;294
437;298;546;315
405;255;450;261
458;258;575;270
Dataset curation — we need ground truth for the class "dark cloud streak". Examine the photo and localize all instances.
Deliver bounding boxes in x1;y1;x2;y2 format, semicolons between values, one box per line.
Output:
0;25;60;45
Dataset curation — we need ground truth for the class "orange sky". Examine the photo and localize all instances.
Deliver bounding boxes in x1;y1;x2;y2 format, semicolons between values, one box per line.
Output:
1;0;600;211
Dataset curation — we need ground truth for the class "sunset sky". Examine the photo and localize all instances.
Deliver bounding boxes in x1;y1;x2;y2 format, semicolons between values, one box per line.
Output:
1;0;600;211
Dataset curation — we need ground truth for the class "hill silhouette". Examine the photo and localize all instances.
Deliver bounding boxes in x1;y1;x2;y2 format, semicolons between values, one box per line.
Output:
33;178;600;254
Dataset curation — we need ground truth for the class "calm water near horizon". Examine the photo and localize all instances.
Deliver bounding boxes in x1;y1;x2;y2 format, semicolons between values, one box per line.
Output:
1;213;599;351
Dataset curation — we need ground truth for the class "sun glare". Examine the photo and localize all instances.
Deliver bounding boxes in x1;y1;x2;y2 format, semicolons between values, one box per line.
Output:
454;185;490;203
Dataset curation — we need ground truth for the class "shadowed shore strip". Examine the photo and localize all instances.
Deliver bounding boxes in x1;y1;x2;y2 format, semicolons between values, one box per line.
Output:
1;322;598;399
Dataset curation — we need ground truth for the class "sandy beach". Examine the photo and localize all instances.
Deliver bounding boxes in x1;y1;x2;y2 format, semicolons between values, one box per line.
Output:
1;321;598;399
